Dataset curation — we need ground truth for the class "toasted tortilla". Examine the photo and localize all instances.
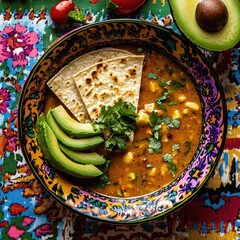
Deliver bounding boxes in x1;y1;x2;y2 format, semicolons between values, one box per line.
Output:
73;55;145;121
47;48;134;122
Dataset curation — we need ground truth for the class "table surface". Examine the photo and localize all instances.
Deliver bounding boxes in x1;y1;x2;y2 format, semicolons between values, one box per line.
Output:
0;0;239;239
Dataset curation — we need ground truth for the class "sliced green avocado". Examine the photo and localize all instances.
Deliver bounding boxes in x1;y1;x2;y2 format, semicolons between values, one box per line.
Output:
50;105;99;138
36;113;54;161
59;143;106;165
36;113;103;178
46;111;104;151
169;0;240;51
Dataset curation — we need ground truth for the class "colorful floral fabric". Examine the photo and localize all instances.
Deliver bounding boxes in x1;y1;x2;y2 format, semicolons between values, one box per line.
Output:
0;0;239;239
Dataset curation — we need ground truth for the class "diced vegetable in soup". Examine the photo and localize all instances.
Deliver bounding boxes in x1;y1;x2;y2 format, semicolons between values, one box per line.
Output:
90;49;202;197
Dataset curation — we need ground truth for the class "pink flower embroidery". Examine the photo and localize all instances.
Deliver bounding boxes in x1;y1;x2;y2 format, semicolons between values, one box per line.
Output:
7;225;25;240
0;23;39;68
0;87;11;114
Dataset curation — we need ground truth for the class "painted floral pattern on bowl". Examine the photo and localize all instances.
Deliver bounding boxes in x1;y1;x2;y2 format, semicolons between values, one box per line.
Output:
18;20;227;223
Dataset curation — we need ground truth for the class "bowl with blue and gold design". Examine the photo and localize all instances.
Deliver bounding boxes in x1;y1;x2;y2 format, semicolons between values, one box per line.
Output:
18;19;227;223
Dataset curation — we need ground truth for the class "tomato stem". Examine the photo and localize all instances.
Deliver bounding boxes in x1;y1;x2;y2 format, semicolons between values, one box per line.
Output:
106;0;119;13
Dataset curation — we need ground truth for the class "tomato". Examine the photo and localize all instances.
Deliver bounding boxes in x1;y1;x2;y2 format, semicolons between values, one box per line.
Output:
107;0;146;15
50;0;75;24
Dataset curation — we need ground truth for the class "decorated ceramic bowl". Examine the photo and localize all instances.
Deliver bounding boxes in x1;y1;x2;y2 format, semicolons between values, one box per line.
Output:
18;19;227;223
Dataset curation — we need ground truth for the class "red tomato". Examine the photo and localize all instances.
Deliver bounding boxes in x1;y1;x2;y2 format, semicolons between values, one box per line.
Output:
50;0;75;24
110;0;146;15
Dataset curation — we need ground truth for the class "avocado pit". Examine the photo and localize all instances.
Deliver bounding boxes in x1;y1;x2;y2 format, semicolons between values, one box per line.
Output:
195;0;228;32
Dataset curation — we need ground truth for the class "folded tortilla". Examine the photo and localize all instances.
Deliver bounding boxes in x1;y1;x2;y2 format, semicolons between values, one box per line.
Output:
47;48;134;122
73;55;145;121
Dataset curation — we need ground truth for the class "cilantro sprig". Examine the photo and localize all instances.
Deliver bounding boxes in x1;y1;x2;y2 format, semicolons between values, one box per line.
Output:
148;112;180;154
92;100;138;151
148;111;163;154
68;4;86;23
162;153;177;177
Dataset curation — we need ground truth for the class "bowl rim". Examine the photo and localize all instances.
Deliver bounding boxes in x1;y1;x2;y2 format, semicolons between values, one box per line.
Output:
18;19;228;223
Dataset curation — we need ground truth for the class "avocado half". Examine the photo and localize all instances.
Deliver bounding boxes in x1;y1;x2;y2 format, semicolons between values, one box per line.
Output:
169;0;240;51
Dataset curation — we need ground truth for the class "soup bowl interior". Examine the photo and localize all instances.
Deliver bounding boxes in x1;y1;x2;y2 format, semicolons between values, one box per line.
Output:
18;19;227;223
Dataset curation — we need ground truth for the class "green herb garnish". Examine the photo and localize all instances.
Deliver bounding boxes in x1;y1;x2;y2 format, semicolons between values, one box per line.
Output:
148;138;162;154
168;161;177;177
148;112;181;154
158;79;166;87
148;71;158;80
172;143;180;151
168;100;177;106
162;153;177;177
148;112;163;154
162;153;173;162
161;116;180;129
92;99;138;151
146;163;153;168
156;89;170;110
172;79;186;89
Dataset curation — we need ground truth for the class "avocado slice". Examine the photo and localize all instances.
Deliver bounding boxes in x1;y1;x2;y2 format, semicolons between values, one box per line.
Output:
59;143;106;165
36;113;103;178
46;111;104;151
50;105;100;138
36;113;54;160
169;0;240;51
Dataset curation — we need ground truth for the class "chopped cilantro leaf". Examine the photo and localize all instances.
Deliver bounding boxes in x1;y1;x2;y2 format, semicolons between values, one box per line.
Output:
148;138;162;154
148;112;181;154
149;111;160;128
172;144;180;151
162;153;177;177
162;153;173;162
168;100;177;106
146;163;153;168
168;161;177;177
149;112;163;139
156;89;170;110
148;71;158;80
157;89;170;102
161;116;180;129
105;135;128;151
158;79;166;87
172;79;186;89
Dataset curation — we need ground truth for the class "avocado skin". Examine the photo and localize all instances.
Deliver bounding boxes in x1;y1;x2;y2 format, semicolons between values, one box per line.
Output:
46;111;104;151
51;105;100;138
36;113;103;178
169;0;240;51
59;143;106;165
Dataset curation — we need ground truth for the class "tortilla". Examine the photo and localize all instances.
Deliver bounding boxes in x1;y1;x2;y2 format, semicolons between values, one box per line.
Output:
73;55;145;121
47;48;134;122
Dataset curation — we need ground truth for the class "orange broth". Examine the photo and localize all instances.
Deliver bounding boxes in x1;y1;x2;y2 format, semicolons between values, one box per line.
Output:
45;48;202;198
90;50;202;197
